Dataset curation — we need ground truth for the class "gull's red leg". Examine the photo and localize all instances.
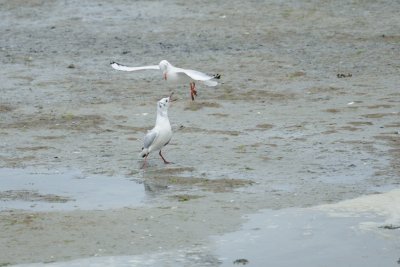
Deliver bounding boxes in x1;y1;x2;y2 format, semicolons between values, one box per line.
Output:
141;154;149;169
159;150;172;164
192;82;197;97
190;82;197;101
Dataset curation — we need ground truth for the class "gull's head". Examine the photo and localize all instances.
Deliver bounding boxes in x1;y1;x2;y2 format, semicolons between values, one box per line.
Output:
159;60;170;80
157;92;174;112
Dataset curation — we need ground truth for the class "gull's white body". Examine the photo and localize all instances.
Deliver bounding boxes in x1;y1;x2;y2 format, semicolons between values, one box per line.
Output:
163;68;192;84
111;60;219;100
140;95;172;168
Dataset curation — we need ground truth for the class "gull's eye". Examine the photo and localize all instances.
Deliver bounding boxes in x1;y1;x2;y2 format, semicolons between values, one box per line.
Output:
166;99;168;103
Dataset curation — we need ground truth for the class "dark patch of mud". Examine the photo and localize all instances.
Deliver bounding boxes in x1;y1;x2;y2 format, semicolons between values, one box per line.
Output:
115;124;148;132
348;121;373;126
1;213;42;227
325;108;341;113
0;190;73;203
306;86;344;94
287;71;306;78
381;34;400;41
184;101;222;111
0;114;105;131
321;129;338;134
113;115;129;121
366;104;394;109
0;156;36;167
362;113;398;119
256;123;274;129
169;194;204;202
143;166;247;195
178;126;240;136
208;113;229;117
145;175;254;193
16;146;54;151
34;135;66;140
216;89;296;101
150;166;195;175
339;126;362;132
374;134;400;177
379;224;400;230
384;123;400;128
0;104;15;112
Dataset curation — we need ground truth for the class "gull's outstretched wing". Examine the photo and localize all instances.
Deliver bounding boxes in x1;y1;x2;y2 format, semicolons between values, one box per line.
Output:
111;62;160;72
174;67;219;86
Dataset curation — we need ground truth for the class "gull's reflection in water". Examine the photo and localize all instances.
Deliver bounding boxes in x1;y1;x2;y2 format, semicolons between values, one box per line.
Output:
143;179;170;198
139;168;172;199
139;165;195;199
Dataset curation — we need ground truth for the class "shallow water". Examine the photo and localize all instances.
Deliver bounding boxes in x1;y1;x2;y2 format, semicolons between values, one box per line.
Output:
0;168;145;211
10;197;400;267
215;209;400;267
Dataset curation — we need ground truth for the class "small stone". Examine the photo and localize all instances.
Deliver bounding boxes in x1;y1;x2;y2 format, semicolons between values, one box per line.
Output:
233;259;249;265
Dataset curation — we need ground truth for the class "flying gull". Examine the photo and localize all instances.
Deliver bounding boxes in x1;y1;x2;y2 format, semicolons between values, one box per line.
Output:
111;60;220;100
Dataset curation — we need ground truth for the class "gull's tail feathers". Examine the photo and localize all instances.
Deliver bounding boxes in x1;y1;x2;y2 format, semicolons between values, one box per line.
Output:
140;147;149;158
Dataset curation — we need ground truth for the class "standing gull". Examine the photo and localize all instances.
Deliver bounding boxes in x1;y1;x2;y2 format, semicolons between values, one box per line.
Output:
140;92;174;169
111;60;220;101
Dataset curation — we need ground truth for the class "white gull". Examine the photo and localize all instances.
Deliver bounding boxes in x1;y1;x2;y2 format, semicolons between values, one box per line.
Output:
111;60;220;100
139;92;174;169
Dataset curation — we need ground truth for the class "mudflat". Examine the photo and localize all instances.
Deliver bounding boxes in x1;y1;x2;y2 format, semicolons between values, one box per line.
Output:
0;0;399;266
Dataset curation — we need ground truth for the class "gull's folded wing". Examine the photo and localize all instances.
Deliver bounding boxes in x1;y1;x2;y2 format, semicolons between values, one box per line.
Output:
143;130;158;149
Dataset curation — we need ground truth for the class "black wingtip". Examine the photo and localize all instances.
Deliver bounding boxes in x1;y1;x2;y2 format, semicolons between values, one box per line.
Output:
213;73;221;79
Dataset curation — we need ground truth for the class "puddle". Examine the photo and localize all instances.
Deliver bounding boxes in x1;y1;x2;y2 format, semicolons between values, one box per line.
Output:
213;189;400;266
214;209;400;267
0;168;145;211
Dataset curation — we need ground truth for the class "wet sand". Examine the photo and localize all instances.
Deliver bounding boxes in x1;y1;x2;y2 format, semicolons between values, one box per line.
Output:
1;0;399;266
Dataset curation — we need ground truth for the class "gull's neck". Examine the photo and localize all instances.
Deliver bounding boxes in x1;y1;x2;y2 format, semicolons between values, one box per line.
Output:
156;109;169;125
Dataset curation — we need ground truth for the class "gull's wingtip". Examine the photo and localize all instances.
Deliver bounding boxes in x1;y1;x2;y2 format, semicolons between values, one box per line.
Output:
213;73;221;79
110;61;123;70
